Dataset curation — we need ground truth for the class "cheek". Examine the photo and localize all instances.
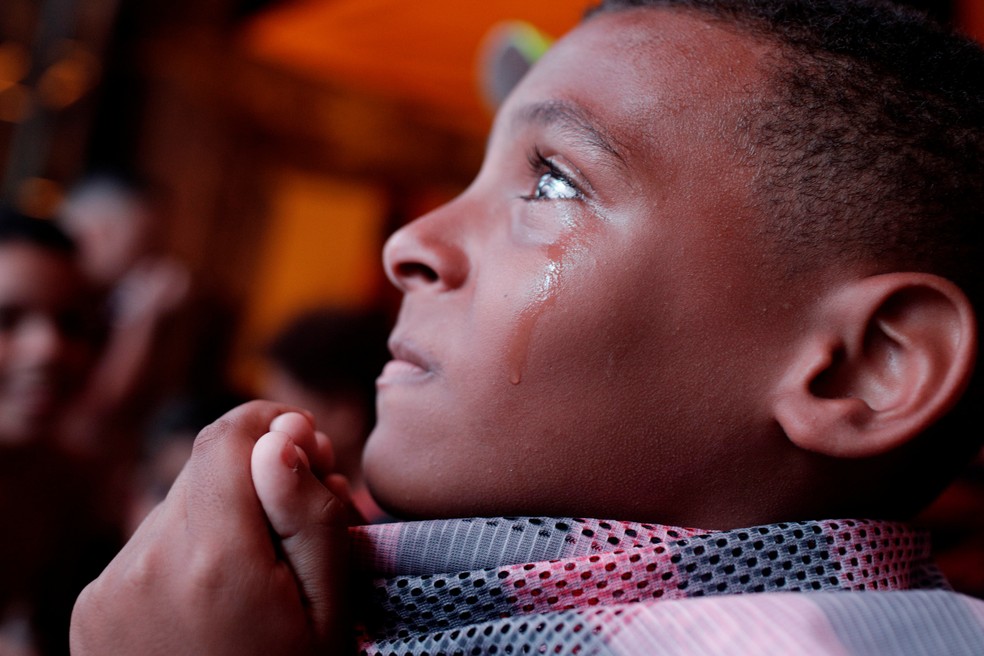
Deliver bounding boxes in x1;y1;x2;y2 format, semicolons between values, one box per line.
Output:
479;272;638;431
505;236;709;430
490;222;609;386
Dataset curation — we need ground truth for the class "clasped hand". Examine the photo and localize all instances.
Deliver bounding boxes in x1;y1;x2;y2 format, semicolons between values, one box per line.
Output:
70;401;354;655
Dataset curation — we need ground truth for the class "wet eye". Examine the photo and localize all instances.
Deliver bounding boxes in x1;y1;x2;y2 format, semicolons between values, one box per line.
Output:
523;148;582;201
532;170;579;200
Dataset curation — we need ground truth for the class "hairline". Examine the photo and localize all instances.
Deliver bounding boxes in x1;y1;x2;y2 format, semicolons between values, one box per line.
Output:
581;3;829;277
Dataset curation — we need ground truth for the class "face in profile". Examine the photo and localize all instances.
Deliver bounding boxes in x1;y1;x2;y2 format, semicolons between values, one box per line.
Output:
365;9;812;525
0;243;94;446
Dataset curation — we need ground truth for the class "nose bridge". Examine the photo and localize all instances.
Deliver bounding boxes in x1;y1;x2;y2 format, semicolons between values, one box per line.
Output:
383;197;471;293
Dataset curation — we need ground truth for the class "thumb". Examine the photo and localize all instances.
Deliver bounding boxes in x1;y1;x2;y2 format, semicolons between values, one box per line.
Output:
251;430;351;648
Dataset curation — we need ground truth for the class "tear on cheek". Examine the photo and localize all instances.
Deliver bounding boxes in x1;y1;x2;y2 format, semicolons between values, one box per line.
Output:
506;248;568;385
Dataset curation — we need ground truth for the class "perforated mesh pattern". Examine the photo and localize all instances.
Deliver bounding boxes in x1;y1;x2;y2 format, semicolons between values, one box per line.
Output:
352;517;947;654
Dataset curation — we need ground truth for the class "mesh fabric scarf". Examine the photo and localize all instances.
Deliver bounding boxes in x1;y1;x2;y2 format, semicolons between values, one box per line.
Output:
350;517;984;655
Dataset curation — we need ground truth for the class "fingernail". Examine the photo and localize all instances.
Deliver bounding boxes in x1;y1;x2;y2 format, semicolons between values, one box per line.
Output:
282;437;300;470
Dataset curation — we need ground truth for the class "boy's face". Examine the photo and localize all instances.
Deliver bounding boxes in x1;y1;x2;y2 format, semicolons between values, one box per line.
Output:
0;244;93;446
365;9;810;525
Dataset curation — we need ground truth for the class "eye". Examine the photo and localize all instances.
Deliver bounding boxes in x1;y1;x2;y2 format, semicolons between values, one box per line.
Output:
523;148;582;201
532;170;579;200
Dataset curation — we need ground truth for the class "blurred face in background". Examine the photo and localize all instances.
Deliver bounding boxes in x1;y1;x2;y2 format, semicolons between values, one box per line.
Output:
59;185;153;286
0;243;95;446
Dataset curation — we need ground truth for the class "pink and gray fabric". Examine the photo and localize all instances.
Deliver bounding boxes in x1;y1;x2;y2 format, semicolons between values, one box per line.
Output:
350;517;984;655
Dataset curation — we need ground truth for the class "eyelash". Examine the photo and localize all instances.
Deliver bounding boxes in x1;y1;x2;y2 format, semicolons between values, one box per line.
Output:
521;147;582;201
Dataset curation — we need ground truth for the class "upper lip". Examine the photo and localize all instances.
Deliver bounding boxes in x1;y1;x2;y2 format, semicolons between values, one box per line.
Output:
387;335;436;373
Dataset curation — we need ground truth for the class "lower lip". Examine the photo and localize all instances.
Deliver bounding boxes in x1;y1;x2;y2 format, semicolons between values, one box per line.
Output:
376;359;433;386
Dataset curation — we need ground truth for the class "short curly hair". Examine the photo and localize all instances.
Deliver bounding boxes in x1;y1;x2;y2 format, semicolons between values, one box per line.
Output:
592;0;984;290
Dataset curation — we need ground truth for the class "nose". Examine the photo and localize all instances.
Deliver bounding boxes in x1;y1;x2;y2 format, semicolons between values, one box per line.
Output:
383;202;470;293
19;316;69;366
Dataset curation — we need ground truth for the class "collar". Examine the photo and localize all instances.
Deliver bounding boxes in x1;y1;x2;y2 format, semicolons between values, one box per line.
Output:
351;517;947;644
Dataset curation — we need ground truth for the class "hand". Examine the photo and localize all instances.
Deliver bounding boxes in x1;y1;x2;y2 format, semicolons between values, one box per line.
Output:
113;256;191;324
70;401;352;655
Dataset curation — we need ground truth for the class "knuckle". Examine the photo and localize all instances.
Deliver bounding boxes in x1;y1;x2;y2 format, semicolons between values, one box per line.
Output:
193;416;233;452
72;579;99;620
191;399;280;454
317;493;350;529
186;545;231;592
126;547;164;590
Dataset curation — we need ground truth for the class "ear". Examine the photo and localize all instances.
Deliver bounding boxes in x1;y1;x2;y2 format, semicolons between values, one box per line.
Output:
773;273;977;459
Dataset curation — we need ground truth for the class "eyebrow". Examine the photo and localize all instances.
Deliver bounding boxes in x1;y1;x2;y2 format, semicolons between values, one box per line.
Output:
509;100;629;169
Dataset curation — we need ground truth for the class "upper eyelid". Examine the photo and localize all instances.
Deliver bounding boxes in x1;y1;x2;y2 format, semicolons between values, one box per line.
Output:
509;100;629;173
526;148;586;197
521;155;580;203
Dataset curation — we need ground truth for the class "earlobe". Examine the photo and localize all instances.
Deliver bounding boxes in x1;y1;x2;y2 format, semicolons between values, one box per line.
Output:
773;273;977;459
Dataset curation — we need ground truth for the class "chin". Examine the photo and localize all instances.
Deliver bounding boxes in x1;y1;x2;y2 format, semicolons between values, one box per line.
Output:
362;427;425;518
362;449;481;520
362;475;441;520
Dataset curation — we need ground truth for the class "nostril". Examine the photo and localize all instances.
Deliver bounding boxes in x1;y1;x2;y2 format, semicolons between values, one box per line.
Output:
383;211;469;291
396;261;439;284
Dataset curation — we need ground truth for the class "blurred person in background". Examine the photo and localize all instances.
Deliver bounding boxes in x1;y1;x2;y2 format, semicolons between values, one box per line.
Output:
55;173;241;537
260;308;391;523
55;173;191;459
0;208;119;656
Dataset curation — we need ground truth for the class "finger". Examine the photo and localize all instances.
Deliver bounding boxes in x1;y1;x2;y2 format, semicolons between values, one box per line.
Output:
178;400;314;540
251;430;350;646
268;412;335;476
325;474;367;525
312;431;335;475
269;411;312;435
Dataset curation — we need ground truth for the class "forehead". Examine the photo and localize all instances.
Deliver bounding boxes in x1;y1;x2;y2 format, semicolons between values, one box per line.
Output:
497;8;771;164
